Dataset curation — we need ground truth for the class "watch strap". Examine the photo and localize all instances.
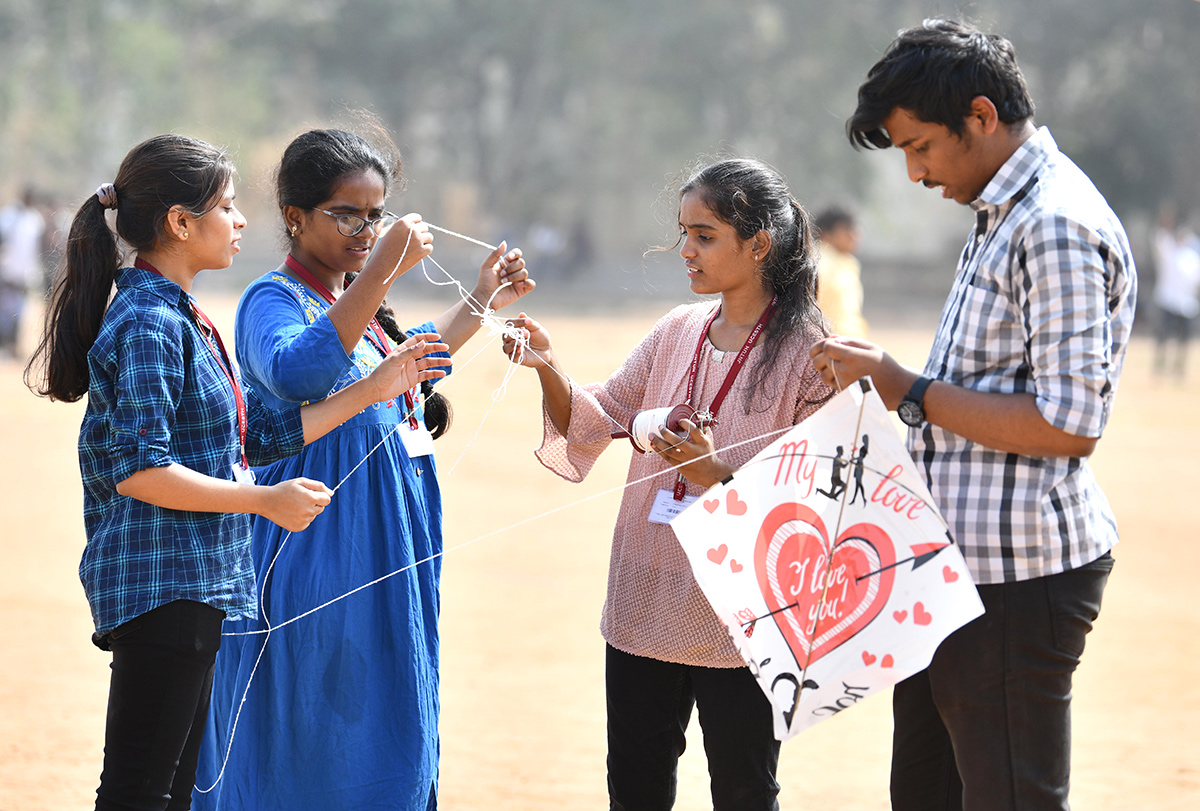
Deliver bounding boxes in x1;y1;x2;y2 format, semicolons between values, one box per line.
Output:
904;374;934;407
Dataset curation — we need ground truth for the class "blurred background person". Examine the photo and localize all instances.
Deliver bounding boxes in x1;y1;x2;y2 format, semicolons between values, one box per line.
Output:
1152;203;1200;381
814;206;868;338
0;186;46;358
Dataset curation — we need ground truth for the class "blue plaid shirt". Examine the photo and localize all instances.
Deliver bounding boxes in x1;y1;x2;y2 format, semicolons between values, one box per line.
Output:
79;266;305;635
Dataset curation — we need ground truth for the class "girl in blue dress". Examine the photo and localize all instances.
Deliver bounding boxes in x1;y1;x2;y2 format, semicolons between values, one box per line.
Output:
195;128;532;811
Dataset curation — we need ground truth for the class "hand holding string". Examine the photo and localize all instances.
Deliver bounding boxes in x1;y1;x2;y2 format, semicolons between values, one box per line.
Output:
372;213;434;284
501;313;551;370
260;477;333;533
472;241;535;312
367;332;450;403
649;418;734;488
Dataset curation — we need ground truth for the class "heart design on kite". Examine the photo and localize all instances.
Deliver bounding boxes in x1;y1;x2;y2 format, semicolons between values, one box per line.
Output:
730;559;743;573
893;609;908;624
707;544;728;565
913;602;932;626
703;499;720;514
755;502;896;669
726;490;748;516
943;565;959;583
881;654;894;668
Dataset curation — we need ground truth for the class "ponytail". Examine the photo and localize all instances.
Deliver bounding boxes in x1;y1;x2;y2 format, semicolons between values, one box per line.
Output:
25;194;122;401
348;271;453;439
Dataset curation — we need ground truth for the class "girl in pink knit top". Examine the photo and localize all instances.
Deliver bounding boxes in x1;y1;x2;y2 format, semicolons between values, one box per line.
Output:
503;159;832;810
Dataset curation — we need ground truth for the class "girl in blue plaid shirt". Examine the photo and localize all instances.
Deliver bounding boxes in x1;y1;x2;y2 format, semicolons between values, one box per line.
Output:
26;134;445;811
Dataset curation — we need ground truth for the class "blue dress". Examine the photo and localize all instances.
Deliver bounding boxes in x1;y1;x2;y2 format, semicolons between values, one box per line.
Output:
194;268;447;811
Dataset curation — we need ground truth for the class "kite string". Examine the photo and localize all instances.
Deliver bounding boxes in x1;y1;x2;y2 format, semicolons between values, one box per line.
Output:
796;388;870;690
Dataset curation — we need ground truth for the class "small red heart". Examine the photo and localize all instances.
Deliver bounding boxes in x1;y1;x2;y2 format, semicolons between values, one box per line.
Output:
881;654;894;668
703;499;720;513
913;602;932;625
707;544;728;565
893;610;908;623
729;559;743;573
943;565;959;583
861;651;876;666
726;490;748;516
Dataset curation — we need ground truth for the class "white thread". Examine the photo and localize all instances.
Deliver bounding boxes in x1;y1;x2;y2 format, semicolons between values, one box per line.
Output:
380;224;414;285
224;423;801;637
426;222;498;251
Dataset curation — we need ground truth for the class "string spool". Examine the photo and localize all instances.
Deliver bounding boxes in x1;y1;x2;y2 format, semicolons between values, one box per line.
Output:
623;404;698;454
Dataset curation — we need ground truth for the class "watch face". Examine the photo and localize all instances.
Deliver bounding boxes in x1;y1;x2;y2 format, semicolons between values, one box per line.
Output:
897;400;924;427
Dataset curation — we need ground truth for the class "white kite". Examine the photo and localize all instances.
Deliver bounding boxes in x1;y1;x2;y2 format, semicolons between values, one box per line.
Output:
671;379;984;740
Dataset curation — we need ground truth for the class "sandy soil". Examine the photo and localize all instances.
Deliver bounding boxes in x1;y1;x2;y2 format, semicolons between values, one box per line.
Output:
2;297;1197;810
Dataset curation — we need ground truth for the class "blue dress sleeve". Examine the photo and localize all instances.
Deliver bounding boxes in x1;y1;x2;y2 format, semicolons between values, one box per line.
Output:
235;274;352;405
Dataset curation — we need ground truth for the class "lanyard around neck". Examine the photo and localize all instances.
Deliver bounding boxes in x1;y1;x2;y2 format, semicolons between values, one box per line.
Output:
284;255;395;360
671;294;777;500
685;295;778;419
283;254;420;430
134;257;249;470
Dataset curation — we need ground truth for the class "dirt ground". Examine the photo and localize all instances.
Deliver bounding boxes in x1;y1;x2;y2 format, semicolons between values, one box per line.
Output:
2;296;1198;810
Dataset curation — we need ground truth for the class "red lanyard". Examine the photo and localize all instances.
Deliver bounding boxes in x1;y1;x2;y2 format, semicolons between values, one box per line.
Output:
283;255;419;429
673;295;777;499
134;257;249;470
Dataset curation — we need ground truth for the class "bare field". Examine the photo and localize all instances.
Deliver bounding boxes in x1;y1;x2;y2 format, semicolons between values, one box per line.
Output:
2;296;1197;810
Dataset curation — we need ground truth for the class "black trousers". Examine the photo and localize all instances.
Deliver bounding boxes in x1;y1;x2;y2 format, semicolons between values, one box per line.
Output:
94;599;225;811
605;644;781;811
890;553;1113;811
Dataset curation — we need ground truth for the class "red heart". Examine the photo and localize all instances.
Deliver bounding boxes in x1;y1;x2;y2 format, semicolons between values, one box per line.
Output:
862;651;876;666
943;565;959;583
755;503;896;670
707;544;728;565
881;654;894;668
913;602;932;625
726;490;748;516
729;559;743;573
893;610;908;623
703;499;720;514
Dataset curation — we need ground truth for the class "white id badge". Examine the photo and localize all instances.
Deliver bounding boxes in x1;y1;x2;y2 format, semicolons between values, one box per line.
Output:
232;463;256;485
648;489;698;524
399;420;435;458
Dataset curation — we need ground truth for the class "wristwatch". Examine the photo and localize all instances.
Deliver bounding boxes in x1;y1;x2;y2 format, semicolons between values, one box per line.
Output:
897;375;934;427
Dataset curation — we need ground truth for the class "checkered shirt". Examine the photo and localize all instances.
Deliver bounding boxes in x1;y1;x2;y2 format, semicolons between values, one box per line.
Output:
78;266;305;635
911;127;1137;584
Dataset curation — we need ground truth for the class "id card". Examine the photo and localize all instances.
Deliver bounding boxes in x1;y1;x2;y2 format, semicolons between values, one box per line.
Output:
399;420;435;458
232;463;256;485
648;488;698;524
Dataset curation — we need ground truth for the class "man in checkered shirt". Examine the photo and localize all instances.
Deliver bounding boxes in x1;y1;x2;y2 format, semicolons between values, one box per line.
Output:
810;19;1137;811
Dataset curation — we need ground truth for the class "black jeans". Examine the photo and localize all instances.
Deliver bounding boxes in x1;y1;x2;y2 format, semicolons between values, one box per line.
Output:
890;553;1113;811
605;644;780;811
93;599;225;811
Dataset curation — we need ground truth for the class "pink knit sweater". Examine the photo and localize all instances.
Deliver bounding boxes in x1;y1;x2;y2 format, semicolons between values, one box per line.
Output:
537;302;832;667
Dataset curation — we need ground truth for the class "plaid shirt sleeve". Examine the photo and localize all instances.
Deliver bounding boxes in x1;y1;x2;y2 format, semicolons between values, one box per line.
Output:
104;306;188;483
1017;213;1125;438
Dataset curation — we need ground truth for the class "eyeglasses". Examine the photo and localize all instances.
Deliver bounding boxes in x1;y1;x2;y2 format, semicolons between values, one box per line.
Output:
314;208;399;237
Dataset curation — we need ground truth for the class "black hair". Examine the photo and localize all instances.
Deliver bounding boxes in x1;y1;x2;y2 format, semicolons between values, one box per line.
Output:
677;158;828;412
847;19;1035;150
814;206;856;238
277;127;452;438
26;134;234;402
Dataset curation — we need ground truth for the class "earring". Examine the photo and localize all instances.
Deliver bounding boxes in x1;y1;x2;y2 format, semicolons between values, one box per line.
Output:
290;225;298;235
181;231;188;239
